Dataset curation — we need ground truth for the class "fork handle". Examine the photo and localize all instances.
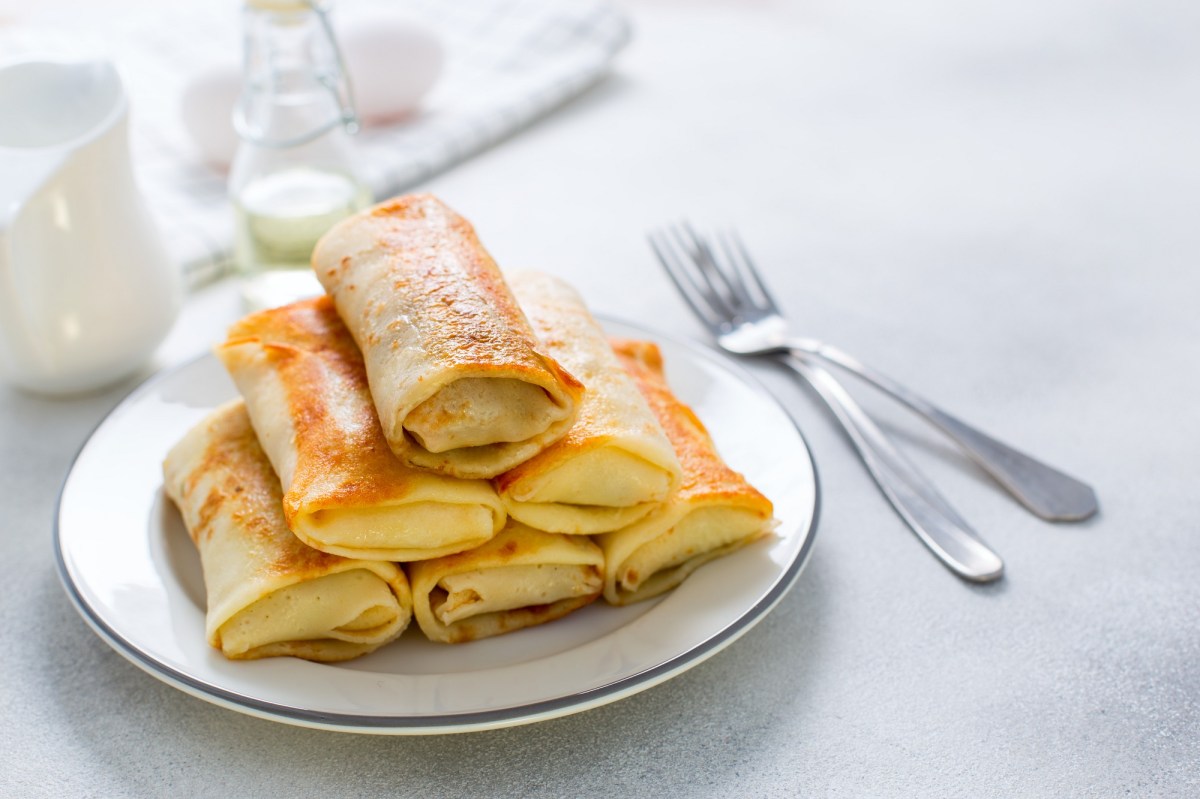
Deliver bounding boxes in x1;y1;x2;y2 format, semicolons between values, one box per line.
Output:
783;354;1004;583
791;339;1099;523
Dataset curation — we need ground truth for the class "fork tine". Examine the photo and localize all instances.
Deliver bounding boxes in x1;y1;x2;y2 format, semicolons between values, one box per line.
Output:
657;226;738;320
708;228;766;313
648;230;726;329
723;229;782;315
681;223;773;320
676;222;741;309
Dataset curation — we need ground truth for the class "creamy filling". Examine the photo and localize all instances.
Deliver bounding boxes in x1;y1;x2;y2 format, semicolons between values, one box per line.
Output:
433;564;601;625
619;507;764;594
504;499;656;535
405;378;568;452
218;569;403;654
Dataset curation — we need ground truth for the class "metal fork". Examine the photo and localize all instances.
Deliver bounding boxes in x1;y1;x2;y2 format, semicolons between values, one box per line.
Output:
651;225;1073;581
651;224;1098;523
651;225;1005;581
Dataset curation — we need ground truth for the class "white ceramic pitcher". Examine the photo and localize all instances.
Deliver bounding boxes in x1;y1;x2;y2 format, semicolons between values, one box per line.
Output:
0;60;181;395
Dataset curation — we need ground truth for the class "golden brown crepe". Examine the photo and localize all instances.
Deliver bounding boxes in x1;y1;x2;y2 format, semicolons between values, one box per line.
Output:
162;401;412;662
311;194;584;479
216;296;506;561
410;521;604;643
495;271;682;534
596;339;776;606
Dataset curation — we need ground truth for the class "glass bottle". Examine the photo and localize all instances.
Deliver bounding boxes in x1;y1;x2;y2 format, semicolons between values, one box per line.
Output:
228;0;371;310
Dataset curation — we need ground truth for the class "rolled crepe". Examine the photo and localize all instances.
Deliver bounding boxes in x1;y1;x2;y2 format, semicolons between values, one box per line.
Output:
312;194;584;478
216;296;506;561
495;271;682;534
162;401;412;662
410;522;604;643
597;339;776;606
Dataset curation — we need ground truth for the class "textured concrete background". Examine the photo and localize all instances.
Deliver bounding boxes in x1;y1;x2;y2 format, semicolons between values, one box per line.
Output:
2;0;1198;795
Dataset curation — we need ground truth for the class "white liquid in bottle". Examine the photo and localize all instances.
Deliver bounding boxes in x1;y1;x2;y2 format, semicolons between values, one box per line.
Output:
233;167;369;310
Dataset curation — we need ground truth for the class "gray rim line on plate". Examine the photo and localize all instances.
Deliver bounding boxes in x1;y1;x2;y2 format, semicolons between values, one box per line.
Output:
51;315;822;732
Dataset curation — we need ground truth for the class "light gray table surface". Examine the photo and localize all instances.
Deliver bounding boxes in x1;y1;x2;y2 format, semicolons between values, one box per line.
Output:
3;0;1198;796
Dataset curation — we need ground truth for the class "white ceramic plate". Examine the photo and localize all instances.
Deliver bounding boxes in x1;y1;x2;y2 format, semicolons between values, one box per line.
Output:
55;318;819;734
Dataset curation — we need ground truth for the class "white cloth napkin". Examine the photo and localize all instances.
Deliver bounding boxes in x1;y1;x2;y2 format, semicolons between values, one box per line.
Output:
0;0;631;287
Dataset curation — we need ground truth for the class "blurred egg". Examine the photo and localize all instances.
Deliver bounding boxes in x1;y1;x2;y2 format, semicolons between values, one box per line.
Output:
338;14;444;124
178;11;444;166
179;62;241;168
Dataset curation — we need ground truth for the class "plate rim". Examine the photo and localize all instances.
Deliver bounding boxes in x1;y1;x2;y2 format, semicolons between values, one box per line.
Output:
53;315;821;734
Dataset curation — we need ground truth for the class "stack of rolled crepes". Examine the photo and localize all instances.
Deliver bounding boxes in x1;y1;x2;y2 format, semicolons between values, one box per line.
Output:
162;193;776;662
